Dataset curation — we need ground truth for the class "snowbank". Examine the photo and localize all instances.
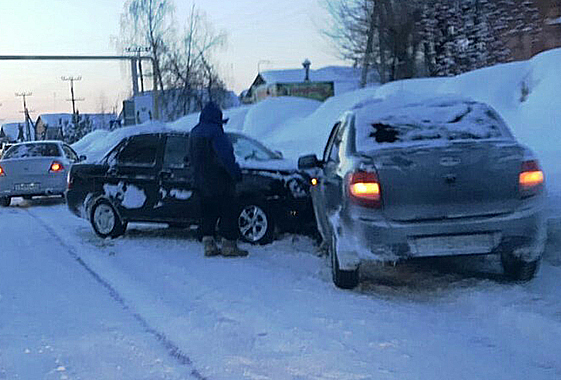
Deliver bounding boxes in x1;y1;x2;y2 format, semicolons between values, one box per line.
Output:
74;48;560;187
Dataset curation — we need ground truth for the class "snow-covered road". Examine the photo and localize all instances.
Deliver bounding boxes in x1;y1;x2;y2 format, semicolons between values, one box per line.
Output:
1;198;560;380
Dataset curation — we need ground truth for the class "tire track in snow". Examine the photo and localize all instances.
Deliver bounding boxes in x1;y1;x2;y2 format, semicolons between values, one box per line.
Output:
26;209;208;380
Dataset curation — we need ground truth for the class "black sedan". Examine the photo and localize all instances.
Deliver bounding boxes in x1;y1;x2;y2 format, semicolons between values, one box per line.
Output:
66;130;313;244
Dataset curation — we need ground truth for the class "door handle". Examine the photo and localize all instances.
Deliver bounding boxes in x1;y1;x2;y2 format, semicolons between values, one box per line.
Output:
159;170;173;180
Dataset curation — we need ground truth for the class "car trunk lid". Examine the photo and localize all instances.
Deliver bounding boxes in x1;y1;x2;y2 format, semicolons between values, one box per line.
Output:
371;140;524;221
1;158;62;178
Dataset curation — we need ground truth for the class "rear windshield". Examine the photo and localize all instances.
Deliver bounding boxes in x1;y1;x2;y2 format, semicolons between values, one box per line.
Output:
355;100;510;150
3;143;61;159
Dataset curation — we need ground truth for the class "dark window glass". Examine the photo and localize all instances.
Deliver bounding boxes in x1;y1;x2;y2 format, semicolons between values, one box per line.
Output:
324;122;342;163
3;143;61;159
163;135;189;168
62;144;79;162
117;135;158;166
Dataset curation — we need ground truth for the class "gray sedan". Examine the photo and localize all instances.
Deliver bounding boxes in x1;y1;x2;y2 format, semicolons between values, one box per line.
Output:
299;96;546;289
0;141;82;206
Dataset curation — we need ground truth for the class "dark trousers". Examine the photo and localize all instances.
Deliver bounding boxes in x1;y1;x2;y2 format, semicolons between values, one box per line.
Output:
200;192;239;241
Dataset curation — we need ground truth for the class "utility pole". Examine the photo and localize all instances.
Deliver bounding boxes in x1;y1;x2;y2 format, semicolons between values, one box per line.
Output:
126;46;151;94
15;92;34;141
61;76;84;124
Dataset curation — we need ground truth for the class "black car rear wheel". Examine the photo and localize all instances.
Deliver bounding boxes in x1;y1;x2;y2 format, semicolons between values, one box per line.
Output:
501;251;540;281
237;201;274;245
90;199;127;238
330;236;359;289
0;196;10;207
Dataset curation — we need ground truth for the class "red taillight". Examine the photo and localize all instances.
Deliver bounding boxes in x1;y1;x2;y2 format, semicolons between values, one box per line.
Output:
348;171;382;208
49;161;64;173
0;165;5;176
519;160;544;198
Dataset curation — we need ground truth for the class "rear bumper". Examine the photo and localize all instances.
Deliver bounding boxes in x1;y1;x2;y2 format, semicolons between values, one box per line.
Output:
65;189;89;218
0;174;67;198
336;197;547;268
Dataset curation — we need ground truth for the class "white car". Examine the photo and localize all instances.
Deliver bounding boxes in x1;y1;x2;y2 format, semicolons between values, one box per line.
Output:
0;141;82;206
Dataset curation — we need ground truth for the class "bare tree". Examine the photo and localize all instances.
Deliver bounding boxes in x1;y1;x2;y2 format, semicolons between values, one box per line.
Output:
119;1;229;121
324;0;422;86
120;0;175;92
164;5;227;118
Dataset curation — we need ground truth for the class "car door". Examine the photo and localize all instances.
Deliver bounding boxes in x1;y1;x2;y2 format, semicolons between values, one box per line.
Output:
154;134;200;222
315;121;344;239
103;134;163;221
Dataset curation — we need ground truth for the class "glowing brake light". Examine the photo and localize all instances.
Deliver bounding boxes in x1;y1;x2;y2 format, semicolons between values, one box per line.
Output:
519;160;544;198
348;171;381;208
49;161;64;173
0;165;5;176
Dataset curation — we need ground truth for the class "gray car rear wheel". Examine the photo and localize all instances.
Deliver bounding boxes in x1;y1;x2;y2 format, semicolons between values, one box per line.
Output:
90;199;127;238
330;236;359;289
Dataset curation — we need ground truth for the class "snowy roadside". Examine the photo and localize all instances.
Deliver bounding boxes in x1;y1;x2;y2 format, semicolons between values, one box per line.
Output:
8;197;560;380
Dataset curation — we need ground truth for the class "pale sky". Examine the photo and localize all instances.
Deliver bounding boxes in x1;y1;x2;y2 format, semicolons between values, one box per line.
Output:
0;0;345;122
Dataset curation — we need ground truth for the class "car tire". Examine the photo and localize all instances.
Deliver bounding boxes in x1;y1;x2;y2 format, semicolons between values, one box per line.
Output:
0;196;10;207
237;200;274;245
90;199;127;238
500;251;540;281
330;236;359;289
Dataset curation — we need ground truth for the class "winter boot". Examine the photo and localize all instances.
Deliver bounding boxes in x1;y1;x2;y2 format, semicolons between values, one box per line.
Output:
221;239;249;257
203;236;220;257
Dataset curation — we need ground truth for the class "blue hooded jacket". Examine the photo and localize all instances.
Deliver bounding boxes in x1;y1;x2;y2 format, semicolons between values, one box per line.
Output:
188;102;242;197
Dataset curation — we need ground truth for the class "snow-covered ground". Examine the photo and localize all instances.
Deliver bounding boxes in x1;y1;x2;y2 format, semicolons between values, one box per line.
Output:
1;197;561;379
2;49;560;379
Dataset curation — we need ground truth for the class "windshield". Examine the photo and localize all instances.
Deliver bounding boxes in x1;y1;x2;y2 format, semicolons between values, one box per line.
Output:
2;143;61;159
228;133;280;161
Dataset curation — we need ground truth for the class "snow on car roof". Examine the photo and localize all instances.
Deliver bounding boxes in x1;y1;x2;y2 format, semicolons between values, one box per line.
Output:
353;95;511;152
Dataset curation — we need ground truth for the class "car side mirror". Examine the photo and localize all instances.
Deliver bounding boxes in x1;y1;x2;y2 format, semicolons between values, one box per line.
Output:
298;154;321;169
79;155;87;162
274;150;283;159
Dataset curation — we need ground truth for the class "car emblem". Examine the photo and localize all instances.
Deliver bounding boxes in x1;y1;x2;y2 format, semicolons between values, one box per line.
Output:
444;174;457;184
440;157;461;167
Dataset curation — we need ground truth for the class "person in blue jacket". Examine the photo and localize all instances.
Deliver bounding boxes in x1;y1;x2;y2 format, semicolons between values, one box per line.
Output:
188;102;248;257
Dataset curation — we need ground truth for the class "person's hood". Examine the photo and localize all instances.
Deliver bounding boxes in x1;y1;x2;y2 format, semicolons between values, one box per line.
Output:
199;102;229;125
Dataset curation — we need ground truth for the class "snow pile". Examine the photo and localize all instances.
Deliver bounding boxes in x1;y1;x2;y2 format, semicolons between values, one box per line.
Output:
239;96;320;141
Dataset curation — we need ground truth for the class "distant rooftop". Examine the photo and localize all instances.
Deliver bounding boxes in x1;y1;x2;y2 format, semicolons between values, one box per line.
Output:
258;66;363;85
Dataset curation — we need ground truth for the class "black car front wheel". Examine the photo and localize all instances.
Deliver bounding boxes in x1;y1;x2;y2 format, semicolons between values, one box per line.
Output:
237;201;274;245
0;196;10;207
90;199;127;238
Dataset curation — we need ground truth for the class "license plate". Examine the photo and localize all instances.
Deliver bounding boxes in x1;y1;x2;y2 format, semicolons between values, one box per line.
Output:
14;183;40;191
410;233;498;257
